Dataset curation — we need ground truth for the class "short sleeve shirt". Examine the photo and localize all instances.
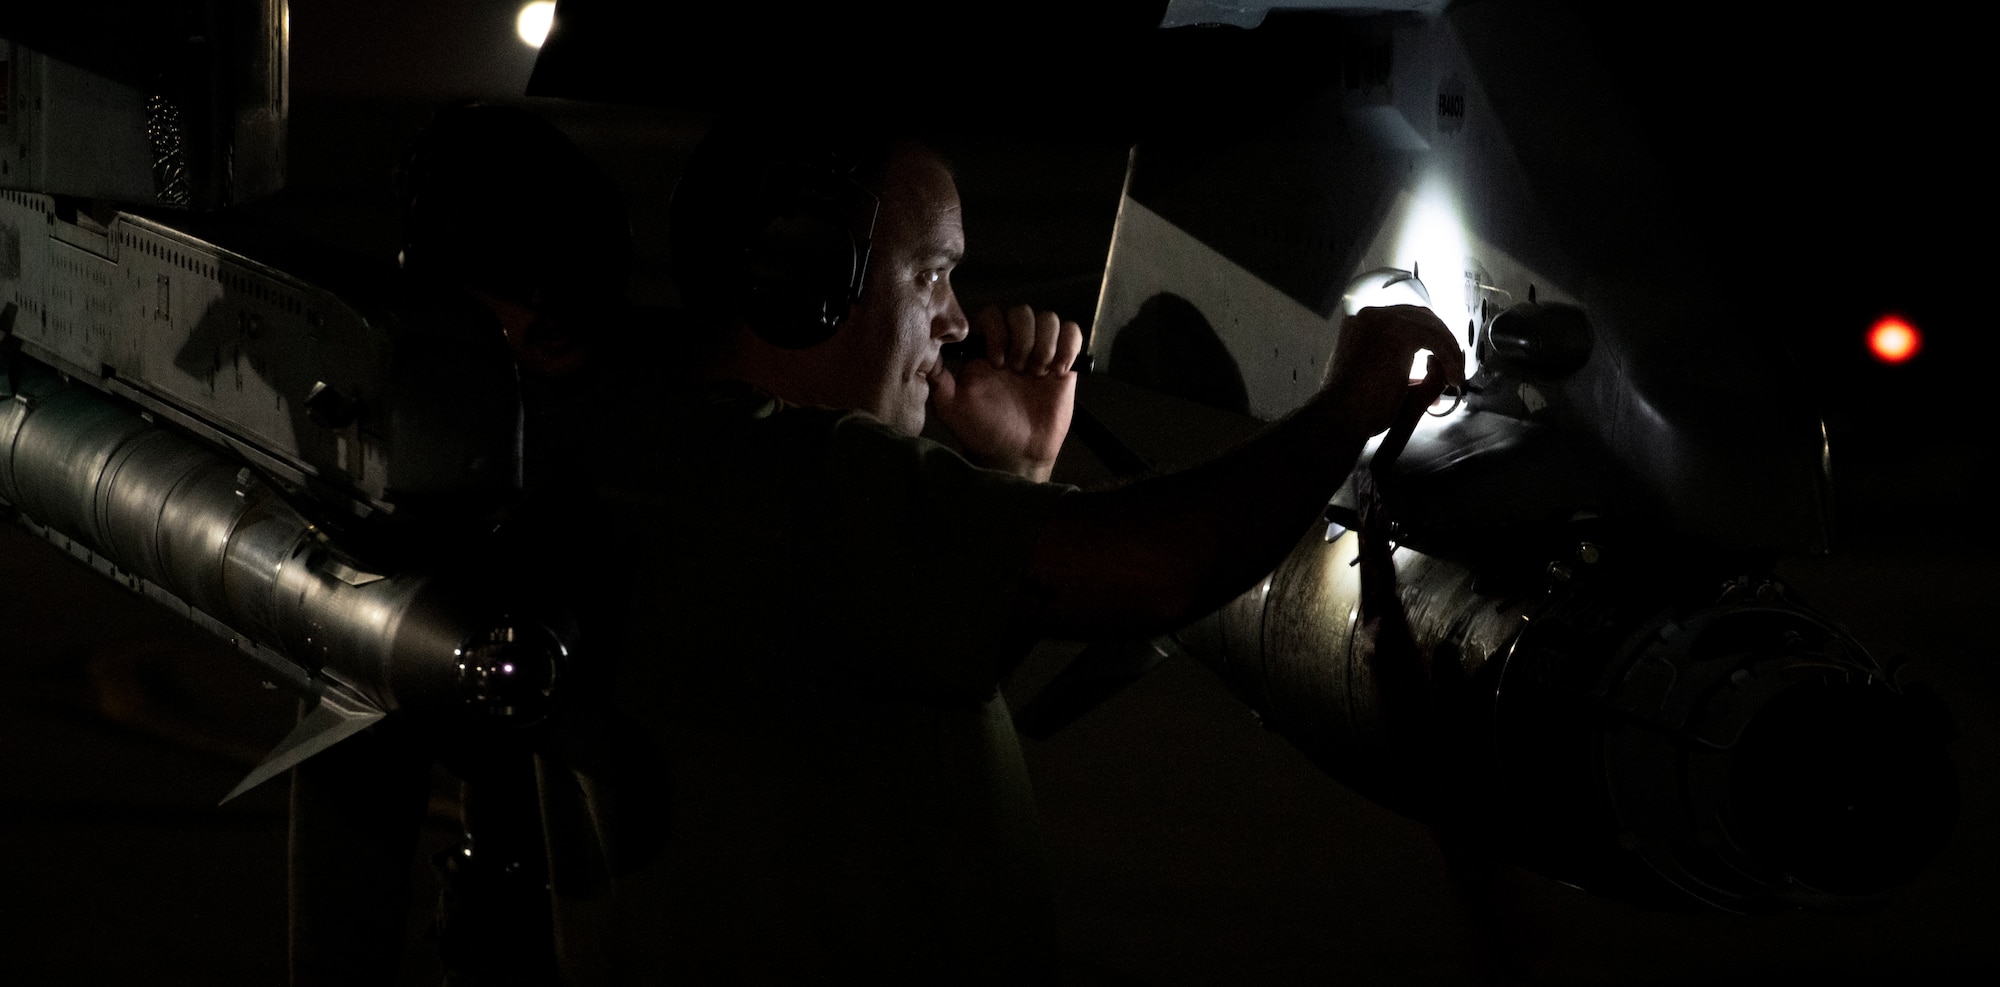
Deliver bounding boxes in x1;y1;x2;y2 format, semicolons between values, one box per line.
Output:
595;382;1071;980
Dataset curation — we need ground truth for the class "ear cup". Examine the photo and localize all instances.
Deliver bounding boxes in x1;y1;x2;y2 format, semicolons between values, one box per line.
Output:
740;162;879;350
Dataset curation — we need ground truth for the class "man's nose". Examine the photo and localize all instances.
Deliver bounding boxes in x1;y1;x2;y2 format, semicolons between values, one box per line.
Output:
933;289;969;343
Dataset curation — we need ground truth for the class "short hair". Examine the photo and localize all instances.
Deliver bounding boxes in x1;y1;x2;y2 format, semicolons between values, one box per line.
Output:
397;100;633;313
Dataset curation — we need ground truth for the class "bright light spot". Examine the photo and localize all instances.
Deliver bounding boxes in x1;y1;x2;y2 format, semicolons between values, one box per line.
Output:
1867;315;1922;364
517;2;556;47
1389;174;1476;377
1411;347;1434;382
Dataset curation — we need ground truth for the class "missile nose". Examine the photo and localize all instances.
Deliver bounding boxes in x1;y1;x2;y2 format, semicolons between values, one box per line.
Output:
1601;599;1960;911
455;621;564;723
1726;675;1959;900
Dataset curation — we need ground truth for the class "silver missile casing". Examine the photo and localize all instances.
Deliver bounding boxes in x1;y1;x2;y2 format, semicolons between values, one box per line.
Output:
0;352;556;722
1181;523;1958;913
0;189;526;529
0;185;560;797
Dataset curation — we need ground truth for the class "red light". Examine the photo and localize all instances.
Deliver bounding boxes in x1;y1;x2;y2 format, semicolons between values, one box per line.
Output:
1867;316;1921;364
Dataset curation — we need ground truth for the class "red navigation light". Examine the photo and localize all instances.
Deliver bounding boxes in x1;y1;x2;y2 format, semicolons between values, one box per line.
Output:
1867;316;1922;365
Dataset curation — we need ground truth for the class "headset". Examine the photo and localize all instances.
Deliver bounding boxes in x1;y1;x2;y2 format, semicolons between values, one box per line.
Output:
736;153;881;350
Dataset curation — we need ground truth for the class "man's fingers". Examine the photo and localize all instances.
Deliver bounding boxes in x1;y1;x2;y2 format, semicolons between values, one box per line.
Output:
929;363;957;407
1413;356;1449;404
1054;320;1085;377
974;306;1007;368
1028;310;1062;375
1418;319;1466;386
970;304;1082;375
1359;304;1466;386
1005;304;1037;370
1398;306;1465;386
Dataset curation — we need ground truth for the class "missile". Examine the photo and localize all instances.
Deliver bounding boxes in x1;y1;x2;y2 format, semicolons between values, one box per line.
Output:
1020;2;1963;912
1034;303;1958;909
1178;491;1957;911
0;187;568;800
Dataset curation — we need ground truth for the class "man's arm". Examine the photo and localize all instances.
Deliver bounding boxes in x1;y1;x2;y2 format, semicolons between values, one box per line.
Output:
1014;304;1463;641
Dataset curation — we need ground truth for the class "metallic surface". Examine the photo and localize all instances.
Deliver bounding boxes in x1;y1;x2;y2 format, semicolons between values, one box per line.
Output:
0;189;523;534
1089;1;1834;554
1182;517;1957;911
1066;4;1940;911
0;351;563;774
0;19;553;801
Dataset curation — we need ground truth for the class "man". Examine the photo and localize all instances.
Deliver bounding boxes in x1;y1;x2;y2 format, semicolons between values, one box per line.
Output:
552;117;1462;981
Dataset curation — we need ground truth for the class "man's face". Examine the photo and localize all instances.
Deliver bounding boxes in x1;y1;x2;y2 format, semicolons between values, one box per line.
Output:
813;146;968;435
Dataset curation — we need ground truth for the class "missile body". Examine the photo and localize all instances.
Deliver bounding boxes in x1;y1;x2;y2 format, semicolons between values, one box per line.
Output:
1;353;561;777
1181;498;1958;912
0;186;565;795
1066;1;1954;910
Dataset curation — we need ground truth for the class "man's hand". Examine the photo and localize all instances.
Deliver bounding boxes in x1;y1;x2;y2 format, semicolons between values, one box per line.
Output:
1015;303;1463;640
930;304;1084;482
1320;304;1466;441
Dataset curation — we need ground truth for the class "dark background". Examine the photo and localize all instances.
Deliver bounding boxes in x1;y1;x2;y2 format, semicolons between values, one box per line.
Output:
2;1;1993;983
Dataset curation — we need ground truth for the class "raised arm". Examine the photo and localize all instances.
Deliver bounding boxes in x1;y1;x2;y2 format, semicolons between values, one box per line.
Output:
1013;304;1463;641
929;304;1085;483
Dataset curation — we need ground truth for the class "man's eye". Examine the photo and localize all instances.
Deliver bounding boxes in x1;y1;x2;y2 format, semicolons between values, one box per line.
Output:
919;269;943;286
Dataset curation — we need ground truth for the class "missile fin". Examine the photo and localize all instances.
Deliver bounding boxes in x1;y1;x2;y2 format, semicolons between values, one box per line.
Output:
220;685;386;804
